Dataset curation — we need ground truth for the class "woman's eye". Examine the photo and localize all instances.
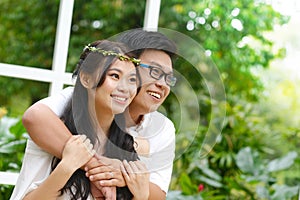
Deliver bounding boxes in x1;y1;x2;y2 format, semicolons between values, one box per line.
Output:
129;77;137;83
110;73;119;79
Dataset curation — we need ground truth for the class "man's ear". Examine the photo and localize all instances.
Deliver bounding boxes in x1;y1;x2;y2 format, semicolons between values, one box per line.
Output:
79;72;93;88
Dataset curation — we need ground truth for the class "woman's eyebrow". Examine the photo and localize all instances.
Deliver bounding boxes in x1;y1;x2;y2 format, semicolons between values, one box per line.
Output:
107;68;122;73
108;68;137;76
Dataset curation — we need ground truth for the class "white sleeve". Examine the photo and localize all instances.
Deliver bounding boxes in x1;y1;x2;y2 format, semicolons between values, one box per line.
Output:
149;120;175;194
38;87;74;117
139;114;176;194
9;139;53;200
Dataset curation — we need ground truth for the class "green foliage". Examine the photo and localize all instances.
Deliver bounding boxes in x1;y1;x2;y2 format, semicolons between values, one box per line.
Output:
170;94;300;199
160;0;289;101
170;146;299;199
1;0;299;199
167;190;204;200
233;147;299;199
179;172;198;195
0;116;27;199
0;0;59;116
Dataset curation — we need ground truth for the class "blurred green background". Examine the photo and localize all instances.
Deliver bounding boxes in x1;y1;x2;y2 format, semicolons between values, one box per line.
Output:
1;0;299;199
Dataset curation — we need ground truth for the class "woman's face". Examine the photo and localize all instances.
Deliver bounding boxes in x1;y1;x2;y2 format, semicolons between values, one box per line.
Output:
95;59;137;115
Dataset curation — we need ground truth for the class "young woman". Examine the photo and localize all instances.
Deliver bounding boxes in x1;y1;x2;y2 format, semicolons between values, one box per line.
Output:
10;40;149;200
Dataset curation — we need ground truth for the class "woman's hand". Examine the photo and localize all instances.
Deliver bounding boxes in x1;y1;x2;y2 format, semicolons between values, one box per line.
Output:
62;135;95;172
121;160;150;200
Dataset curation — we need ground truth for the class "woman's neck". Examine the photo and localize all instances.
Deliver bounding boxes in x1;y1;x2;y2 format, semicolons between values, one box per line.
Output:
96;112;114;136
93;111;114;155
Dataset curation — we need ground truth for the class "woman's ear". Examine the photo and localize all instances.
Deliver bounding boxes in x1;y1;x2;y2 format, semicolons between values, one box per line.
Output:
80;72;93;88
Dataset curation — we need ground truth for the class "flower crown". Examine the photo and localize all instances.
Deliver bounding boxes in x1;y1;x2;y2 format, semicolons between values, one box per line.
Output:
84;44;140;65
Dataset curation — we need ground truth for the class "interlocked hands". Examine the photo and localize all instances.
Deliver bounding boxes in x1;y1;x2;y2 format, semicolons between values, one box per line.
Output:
85;156;149;200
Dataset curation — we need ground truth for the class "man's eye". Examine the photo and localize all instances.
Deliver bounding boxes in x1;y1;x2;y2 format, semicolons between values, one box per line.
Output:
151;67;162;76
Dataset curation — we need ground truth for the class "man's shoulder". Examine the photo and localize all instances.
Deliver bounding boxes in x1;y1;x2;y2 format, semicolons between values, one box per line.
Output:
147;111;174;125
144;111;175;136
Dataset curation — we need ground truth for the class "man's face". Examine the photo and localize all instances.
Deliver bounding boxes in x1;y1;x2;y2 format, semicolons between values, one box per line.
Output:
130;49;173;114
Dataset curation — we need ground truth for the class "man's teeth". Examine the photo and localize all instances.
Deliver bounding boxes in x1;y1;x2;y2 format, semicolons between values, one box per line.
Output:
148;92;161;99
113;96;126;101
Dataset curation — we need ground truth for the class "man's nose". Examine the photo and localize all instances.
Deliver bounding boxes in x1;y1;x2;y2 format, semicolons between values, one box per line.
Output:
155;75;168;87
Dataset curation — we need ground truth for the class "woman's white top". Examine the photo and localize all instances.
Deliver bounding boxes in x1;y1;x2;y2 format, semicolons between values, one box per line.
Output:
10;139;94;200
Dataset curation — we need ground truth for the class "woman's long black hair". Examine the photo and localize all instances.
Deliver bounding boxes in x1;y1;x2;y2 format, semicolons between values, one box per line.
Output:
51;40;140;200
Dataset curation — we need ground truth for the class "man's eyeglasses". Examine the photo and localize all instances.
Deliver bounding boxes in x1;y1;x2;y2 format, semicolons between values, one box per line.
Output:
139;63;177;87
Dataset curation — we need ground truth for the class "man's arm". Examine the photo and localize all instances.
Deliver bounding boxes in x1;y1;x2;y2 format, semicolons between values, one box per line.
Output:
149;183;166;200
22;103;71;159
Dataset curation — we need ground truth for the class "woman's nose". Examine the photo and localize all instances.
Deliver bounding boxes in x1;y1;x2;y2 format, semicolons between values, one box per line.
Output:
116;78;129;92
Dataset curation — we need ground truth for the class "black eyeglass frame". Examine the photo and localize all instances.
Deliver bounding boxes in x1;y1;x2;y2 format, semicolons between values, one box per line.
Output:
139;63;177;87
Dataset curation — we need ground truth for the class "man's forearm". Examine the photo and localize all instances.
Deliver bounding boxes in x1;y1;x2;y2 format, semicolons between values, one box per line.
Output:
149;183;166;200
22;103;72;159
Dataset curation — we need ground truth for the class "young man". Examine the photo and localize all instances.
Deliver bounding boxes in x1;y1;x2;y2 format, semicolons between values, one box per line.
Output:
22;29;177;199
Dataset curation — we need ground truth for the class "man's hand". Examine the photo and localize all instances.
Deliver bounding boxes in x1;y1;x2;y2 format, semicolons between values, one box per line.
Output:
85;156;126;187
90;182;116;200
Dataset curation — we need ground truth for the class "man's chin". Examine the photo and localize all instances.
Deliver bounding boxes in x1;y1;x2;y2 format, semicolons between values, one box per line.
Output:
148;104;160;113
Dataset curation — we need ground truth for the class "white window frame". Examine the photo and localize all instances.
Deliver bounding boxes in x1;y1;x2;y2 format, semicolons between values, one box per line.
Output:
0;0;74;97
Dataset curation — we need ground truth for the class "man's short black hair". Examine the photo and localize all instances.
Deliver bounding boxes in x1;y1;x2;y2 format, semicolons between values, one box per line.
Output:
117;28;177;60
